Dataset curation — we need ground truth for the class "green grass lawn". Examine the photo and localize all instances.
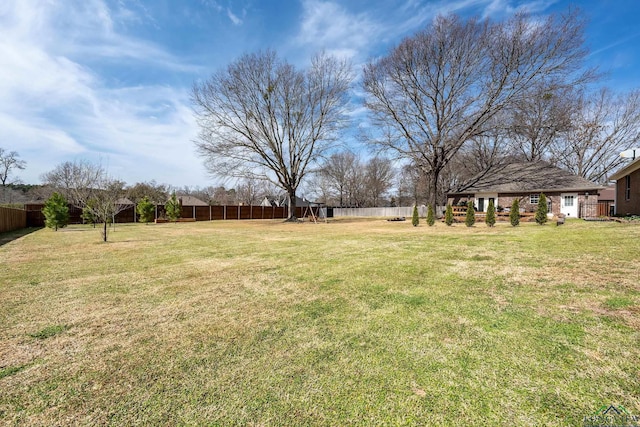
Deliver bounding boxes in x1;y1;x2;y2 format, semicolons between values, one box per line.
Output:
1;219;639;426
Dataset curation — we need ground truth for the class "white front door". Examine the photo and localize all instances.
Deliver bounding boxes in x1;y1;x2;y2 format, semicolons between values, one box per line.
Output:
561;193;578;217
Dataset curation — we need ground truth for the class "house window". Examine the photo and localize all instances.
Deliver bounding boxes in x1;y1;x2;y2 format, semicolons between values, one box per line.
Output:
530;194;539;204
626;175;631;200
564;195;574;207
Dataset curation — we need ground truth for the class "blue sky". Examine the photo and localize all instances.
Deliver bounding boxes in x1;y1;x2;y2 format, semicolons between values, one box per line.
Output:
2;0;640;187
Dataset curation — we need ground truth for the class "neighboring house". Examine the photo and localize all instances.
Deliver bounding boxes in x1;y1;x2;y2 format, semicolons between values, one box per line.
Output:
447;162;602;218
178;195;208;207
281;195;319;208
176;195;208;219
609;157;640;216
260;196;285;207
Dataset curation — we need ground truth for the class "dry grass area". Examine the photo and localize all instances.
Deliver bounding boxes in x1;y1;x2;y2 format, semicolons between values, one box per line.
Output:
1;219;639;426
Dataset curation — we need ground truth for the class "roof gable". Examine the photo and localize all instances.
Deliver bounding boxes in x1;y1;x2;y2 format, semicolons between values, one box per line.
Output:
609;157;640;181
449;162;602;195
177;195;208;206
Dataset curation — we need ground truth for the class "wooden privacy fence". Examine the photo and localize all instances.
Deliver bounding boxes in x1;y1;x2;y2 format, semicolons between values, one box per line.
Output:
0;206;27;233
24;203;323;227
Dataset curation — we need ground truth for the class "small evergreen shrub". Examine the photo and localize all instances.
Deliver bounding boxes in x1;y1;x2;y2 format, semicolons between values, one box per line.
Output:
137;196;155;224
465;201;475;227
485;199;496;227
510;199;520;227
535;193;548;225
412;205;419;227
43;192;69;231
165;192;182;222
445;204;454;226
426;204;435;226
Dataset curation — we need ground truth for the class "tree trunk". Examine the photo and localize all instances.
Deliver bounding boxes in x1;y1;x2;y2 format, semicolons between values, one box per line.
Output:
427;169;439;212
102;221;108;242
285;189;297;221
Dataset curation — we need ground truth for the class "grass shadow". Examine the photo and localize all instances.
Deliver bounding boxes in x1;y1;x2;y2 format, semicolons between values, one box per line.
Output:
0;227;42;247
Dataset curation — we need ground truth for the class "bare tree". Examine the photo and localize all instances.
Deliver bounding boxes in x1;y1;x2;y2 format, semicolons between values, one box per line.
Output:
127;181;169;204
317;151;360;206
235;178;263;205
192;50;352;220
363;11;591;208
507;83;574;161
0;148;26;187
364;156;394;206
552;88;640;183
41;160;103;207
42;160;128;242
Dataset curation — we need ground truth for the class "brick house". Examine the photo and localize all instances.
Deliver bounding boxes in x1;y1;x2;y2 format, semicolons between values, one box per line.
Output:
609;157;640;216
447;162;602;218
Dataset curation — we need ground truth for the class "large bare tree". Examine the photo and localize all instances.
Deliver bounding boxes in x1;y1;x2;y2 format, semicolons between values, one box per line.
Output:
192;50;352;220
507;83;574;161
0;148;26;187
552;88;640;183
363;11;591;208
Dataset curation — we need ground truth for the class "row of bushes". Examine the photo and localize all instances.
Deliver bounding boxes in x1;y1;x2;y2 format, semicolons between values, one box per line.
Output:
412;194;551;227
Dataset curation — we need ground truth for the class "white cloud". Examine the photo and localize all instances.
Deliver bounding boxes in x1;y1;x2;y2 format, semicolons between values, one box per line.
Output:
0;0;208;186
294;1;381;60
227;8;242;25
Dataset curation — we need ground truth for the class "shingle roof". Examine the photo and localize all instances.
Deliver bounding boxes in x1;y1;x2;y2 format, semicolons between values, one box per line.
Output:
449;161;602;195
177;195;208;206
609;157;640;181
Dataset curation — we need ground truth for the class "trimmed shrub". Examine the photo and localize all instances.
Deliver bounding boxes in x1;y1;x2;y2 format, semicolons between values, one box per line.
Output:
510;199;520;227
465;201;475;227
412;205;419;227
426;204;435;226
445;204;454;226
486;199;496;227
535;193;548;225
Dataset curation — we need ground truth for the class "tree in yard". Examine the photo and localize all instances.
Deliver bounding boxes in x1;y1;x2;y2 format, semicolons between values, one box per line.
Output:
42;160;129;242
43;192;69;231
510;199;520;227
465;201;476;227
192;50;352;220
0;148;26;187
507;84;574;162
137;196;155;224
318;151;360;207
426;204;435;226
445;204;454;226
90;179;128;242
81;198;99;228
412;205;419;227
535;193;548;225
364;156;394;207
165;192;181;222
127;181;169;206
485;199;496;227
362;11;591;209
551;88;640;183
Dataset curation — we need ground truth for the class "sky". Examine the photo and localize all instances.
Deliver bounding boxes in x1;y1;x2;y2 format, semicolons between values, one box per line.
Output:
2;0;640;188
